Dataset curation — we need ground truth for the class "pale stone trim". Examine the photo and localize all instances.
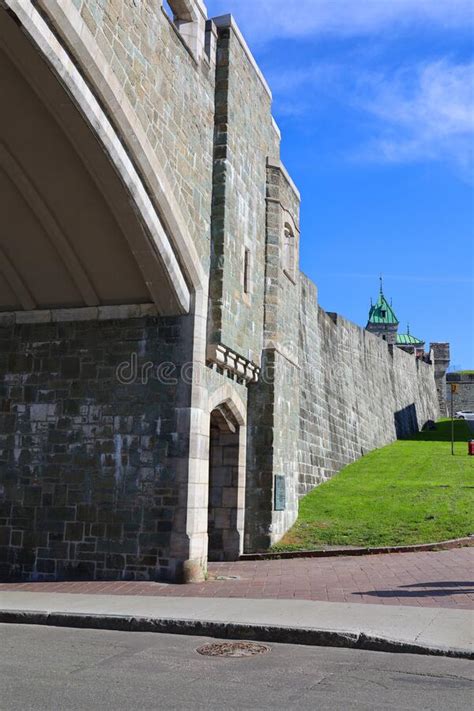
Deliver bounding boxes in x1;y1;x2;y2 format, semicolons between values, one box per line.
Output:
4;0;190;315
207;343;260;383
208;384;247;427
208;384;247;558
167;0;208;21
212;14;272;99
167;0;208;62
177;287;210;582
266;157;301;201
0;142;99;307
271;116;282;139
0;303;158;326
38;0;206;295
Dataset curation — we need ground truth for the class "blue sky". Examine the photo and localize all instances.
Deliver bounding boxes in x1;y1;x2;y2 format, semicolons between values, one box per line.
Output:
206;0;474;369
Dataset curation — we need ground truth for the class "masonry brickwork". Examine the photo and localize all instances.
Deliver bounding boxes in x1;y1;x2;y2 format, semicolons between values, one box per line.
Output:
0;0;447;581
0;314;197;581
298;277;441;499
446;373;474;413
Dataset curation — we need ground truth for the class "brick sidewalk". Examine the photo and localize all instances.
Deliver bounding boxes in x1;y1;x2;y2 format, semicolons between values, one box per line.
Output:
1;548;472;610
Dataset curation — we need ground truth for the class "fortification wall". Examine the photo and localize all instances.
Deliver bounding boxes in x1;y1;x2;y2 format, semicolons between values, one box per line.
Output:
446;373;474;412
208;19;279;363
298;274;440;497
0;313;195;581
244;161;301;549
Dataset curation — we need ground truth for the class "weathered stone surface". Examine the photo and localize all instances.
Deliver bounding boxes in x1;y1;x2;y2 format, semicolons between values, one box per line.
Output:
446;373;474;413
297;276;441;501
0;316;194;581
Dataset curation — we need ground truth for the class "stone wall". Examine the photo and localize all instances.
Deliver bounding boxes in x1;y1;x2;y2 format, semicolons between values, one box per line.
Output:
0;313;195;581
244;160;301;549
431;343;450;416
446;373;474;413
208;18;279;364
298;274;440;497
77;0;215;270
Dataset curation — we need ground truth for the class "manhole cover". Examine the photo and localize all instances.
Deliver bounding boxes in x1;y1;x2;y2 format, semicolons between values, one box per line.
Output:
196;641;270;658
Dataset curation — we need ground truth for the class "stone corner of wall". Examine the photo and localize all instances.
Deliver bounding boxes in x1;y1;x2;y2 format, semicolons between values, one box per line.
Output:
212;13;272;100
265;157;301;202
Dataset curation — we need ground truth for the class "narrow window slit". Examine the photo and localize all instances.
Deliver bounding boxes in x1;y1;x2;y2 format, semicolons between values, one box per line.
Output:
244;248;251;294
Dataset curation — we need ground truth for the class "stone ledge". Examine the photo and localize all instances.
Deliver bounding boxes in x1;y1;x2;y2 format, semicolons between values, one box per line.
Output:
207;343;260;383
0;304;158;326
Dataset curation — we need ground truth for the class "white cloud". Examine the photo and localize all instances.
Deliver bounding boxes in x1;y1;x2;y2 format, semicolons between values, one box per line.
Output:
268;59;474;174
352;60;474;172
206;2;474;176
206;0;473;43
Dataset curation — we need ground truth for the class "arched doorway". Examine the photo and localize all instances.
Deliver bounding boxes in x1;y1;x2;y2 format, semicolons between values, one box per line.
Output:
208;403;245;561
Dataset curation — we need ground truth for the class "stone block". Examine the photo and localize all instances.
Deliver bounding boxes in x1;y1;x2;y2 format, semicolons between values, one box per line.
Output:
65;522;85;542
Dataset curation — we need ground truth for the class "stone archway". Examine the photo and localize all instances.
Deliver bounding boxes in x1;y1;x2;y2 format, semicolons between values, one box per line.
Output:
207;394;246;562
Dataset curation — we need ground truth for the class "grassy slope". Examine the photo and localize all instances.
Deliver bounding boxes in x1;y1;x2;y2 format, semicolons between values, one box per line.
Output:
275;420;474;550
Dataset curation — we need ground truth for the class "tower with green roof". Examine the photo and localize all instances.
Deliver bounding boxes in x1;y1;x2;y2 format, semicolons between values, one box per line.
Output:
396;324;425;355
366;277;399;345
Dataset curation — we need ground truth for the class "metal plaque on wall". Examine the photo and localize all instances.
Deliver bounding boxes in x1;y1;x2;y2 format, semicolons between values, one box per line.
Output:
274;475;286;511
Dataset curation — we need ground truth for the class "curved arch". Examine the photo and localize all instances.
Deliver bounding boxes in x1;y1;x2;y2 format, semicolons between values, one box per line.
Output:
37;0;207;294
208;384;247;427
207;383;247;562
2;0;203;314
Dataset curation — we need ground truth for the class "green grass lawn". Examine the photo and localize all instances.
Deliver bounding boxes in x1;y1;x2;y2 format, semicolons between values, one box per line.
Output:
274;419;474;551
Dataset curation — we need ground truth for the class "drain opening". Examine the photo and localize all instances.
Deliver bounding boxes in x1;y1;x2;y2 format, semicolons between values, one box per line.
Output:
196;641;270;658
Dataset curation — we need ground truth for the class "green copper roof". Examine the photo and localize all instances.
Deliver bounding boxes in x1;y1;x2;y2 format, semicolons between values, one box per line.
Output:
396;333;424;345
367;291;399;325
396;324;424;345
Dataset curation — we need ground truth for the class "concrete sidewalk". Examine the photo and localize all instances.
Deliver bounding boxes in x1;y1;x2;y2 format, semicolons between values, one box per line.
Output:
0;591;472;659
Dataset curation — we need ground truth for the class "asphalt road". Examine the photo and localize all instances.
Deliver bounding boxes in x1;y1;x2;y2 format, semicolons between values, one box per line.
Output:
0;625;472;710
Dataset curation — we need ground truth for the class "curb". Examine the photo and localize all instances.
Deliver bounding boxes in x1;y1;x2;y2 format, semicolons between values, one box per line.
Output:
0;609;471;660
241;536;474;561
